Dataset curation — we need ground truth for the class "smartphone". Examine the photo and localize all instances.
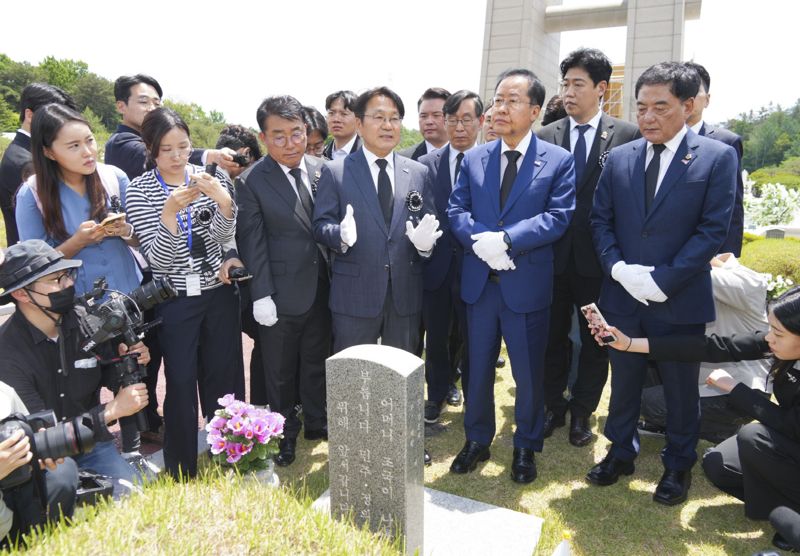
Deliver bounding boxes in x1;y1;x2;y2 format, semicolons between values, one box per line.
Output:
100;212;126;227
580;302;618;344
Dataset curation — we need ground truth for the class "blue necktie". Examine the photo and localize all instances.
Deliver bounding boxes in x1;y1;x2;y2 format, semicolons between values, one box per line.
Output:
573;124;590;184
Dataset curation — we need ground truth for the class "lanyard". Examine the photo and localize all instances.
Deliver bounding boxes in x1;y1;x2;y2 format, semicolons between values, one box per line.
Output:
154;168;193;254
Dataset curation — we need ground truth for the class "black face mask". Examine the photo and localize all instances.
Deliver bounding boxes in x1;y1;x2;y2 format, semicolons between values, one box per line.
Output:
41;285;76;315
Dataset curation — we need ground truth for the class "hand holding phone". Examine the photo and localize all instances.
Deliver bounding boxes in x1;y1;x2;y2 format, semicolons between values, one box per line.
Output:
580;303;618;344
100;212;126;227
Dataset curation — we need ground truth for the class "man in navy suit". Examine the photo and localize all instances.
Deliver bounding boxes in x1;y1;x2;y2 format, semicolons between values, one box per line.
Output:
313;86;440;354
684;61;745;256
399;88;451;161
589;62;737;505
0;83;76;246
418;90;485;423
537;48;640;447
322;90;362;161
448;69;575;483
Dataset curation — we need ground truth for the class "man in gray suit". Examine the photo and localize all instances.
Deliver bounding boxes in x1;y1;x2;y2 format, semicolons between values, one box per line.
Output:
399;88;451;161
537;48;640;447
313;86;441;354
237;96;331;467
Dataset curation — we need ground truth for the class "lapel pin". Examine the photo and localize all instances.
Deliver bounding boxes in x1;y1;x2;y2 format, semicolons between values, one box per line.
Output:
681;153;694;165
534;160;542;167
600;131;608;140
403;168;409;173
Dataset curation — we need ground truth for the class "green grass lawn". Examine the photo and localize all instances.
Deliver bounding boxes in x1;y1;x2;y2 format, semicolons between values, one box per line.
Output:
9;352;774;555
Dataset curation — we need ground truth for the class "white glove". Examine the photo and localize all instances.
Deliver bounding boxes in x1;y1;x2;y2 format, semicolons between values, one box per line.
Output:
487;252;516;271
639;272;667;302
470;231;508;263
405;214;443;252
253;296;278;327
611;262;655;305
340;204;357;247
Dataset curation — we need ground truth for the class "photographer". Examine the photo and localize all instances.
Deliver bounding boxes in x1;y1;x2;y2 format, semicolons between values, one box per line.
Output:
0;240;149;497
592;286;800;552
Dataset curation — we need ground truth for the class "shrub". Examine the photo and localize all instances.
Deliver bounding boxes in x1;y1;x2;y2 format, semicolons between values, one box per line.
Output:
740;238;800;284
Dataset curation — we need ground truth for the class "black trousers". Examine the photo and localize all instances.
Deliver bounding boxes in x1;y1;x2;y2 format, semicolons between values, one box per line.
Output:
422;263;469;404
1;203;19;247
543;261;608;418
258;277;331;439
702;422;800;520
157;285;244;478
333;282;421;355
238;282;266;406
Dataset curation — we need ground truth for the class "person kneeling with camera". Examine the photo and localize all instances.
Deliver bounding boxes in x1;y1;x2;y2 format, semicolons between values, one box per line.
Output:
0;240;149;498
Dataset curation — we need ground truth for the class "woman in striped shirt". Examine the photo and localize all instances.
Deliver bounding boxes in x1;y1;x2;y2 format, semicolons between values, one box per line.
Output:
125;107;244;478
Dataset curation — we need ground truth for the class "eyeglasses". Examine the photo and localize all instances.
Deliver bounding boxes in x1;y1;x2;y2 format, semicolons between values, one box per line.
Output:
29;268;77;292
270;131;306;148
445;117;476;128
491;97;533;110
159;145;193;159
327;109;353;119
135;98;162;109
364;113;402;126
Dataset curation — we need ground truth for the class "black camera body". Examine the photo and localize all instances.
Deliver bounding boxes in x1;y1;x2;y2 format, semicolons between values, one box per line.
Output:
231;153;249;167
0;411;96;489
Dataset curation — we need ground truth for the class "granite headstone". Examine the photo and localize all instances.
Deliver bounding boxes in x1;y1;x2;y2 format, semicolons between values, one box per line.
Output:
326;344;424;555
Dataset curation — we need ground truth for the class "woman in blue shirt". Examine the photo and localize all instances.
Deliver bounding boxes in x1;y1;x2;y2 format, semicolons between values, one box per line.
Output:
15;103;141;297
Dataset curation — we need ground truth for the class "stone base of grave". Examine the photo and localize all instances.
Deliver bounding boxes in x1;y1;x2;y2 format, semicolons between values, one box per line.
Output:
313;487;542;556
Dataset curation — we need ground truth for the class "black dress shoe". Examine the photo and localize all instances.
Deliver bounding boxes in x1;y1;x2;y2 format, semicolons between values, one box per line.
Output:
495;356;506;368
450;441;490;474
275;438;297;467
653;468;691;506
773;532;800;552
586;453;635;486
569;414;593;447
510;448;537;484
543;410;566;439
424;400;444;423
304;426;328;441
446;384;462;407
424;449;432;466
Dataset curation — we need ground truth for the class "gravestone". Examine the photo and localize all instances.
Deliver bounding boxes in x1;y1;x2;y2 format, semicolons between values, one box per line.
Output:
326;344;424;555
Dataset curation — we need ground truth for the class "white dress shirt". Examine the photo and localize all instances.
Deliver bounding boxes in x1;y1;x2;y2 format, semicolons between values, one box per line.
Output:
645;125;688;193
690;120;704;134
449;143;476;188
333;134;358;161
277;159;313;199
499;130;532;180
568;109;602;162
362;147;395;193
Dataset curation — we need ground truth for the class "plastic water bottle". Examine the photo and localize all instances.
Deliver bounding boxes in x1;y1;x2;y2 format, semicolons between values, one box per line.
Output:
551;531;572;556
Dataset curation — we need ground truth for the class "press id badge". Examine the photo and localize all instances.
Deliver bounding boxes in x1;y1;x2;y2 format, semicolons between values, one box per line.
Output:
185;274;202;296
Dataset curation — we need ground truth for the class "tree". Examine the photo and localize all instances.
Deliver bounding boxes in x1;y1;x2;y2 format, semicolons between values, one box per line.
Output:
72;73;117;131
0;97;18;132
744;182;800;227
39;56;88;92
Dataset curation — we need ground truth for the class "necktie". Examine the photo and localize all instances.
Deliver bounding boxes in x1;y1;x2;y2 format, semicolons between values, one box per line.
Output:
454;152;464;186
645;143;666;213
500;150;521;210
289;168;313;218
573;124;590;184
375;159;393;226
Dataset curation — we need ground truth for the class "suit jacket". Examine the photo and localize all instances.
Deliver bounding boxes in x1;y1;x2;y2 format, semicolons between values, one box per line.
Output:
399;141;428;161
0;132;32;207
448;134;576;313
418;145;464;291
105;124;204;180
591;130;737;324
321;135;361;161
700;122;744;256
236;154;328;316
313;151;436;318
537;113;640;277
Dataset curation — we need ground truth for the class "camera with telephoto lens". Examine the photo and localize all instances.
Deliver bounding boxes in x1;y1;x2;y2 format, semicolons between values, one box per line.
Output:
74;277;177;430
231;153;249;167
0;410;97;489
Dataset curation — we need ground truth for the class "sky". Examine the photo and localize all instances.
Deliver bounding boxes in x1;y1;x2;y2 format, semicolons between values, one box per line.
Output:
1;0;797;129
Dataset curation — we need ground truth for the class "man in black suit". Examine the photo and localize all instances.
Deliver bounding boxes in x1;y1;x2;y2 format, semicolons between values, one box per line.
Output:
685;61;745;257
237;96;332;467
399;88;451;161
537;48;640;447
322;90;362;161
0;83;76;246
418;90;484;423
104;74;237;180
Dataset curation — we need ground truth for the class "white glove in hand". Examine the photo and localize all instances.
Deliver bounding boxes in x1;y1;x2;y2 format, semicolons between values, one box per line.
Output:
253;296;278;327
487;252;516;271
639;271;667;302
405;214;443;252
470;231;508;263
340;204;357;247
611;262;655;305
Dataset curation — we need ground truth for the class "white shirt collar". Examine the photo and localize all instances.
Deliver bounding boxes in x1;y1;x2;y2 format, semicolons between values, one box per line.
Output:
335;134;358;154
425;140;445;154
449;143;475;162
569;109;602;131
501;130;533;158
362;147;394;172
648;125;688;155
277;158;308;180
17;128;30;138
690;120;704;134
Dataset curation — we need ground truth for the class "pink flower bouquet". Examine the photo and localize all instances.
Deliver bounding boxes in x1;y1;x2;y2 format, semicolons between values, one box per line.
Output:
206;394;285;473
